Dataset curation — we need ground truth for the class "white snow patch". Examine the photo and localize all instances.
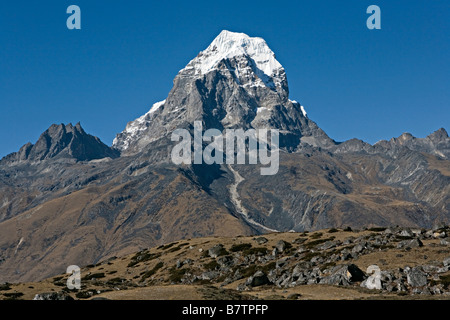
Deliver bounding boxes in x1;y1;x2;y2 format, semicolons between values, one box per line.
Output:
149;100;165;114
300;105;307;117
290;99;307;117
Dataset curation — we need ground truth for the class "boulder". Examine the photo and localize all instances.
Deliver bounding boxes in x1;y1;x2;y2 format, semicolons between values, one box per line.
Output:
320;273;349;286
201;271;220;281
248;271;270;287
307;278;319;285
397;239;423;249
236;283;248;291
208;244;225;258
425;230;434;238
272;247;279;257
244;254;257;264
274;272;290;287
412;287;431;295
217;255;234;268
291;264;304;278
318;240;341;250
320;264;365;286
443;257;450;267
407;267;428;287
343;237;355;245
310;255;324;264
433;231;447;239
329;254;340;262
340;250;352;261
287;293;301;300
275;240;289;253
422;265;439;273
276;257;289;269
280;275;292;287
232;269;243;281
351;243;366;254
297;246;307;254
254;237;268;244
400;229;413;237
293;237;307;245
437;266;449;273
291;264;309;285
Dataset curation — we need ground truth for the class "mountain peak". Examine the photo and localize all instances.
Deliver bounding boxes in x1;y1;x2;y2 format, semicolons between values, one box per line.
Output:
181;30;284;88
2;123;119;163
114;30;334;154
427;128;449;143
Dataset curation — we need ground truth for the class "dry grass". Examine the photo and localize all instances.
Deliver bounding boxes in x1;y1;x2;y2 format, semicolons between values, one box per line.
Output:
3;228;450;300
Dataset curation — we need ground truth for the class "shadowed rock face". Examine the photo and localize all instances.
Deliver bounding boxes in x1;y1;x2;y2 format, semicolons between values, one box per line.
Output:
0;31;448;283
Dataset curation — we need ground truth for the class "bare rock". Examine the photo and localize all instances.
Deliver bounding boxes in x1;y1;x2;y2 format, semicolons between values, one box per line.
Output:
33;292;74;300
407;267;428;287
208;244;225;258
247;271;270;287
397;238;423;249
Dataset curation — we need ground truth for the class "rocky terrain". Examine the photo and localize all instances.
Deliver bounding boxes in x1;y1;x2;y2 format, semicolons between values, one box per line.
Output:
0;30;448;284
3;227;450;300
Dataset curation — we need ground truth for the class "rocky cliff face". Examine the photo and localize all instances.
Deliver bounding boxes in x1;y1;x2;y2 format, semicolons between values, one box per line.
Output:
0;30;448;283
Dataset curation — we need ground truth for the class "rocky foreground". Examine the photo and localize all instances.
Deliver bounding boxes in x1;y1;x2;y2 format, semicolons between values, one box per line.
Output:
3;226;450;300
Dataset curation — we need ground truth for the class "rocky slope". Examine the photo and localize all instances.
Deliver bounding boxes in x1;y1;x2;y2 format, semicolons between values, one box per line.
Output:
3;227;450;300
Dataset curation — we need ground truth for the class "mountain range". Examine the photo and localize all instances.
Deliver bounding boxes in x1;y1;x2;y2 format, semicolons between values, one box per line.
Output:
0;30;448;283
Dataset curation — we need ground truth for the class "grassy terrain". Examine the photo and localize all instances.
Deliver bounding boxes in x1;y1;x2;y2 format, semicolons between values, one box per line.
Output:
2;228;450;300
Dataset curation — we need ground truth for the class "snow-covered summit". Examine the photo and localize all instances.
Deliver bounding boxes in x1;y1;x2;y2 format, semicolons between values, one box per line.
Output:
181;30;284;88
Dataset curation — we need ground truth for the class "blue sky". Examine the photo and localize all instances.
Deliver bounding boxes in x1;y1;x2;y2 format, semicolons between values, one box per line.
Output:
0;0;449;157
